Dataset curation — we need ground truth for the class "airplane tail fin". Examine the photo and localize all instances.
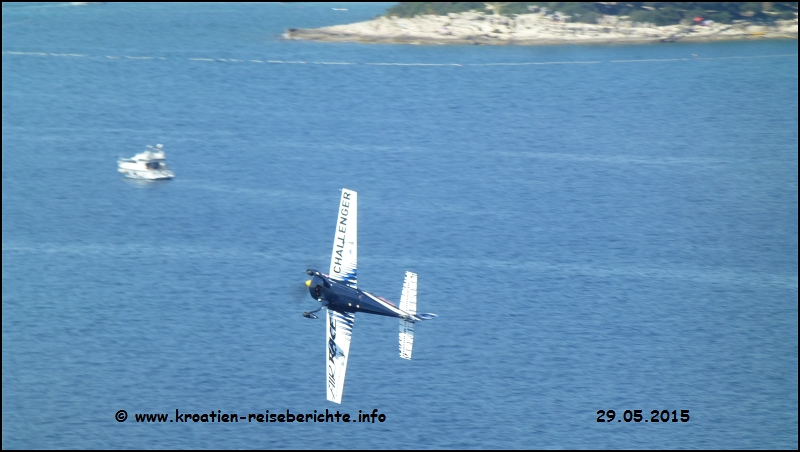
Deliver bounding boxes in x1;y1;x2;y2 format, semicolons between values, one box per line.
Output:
398;272;436;359
399;272;418;360
399;318;415;360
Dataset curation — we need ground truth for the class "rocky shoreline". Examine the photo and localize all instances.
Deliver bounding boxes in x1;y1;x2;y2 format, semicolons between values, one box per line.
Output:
286;12;798;46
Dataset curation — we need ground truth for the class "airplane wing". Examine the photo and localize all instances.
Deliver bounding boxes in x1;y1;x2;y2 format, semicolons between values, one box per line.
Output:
329;188;357;289
326;308;354;404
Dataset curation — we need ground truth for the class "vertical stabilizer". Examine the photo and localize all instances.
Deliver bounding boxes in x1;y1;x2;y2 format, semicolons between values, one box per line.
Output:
399;272;417;360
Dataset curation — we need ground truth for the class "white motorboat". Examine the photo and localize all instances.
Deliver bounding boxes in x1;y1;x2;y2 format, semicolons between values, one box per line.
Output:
118;144;175;180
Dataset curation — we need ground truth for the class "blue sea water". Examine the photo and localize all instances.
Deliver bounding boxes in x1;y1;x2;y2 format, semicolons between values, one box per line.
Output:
2;2;798;449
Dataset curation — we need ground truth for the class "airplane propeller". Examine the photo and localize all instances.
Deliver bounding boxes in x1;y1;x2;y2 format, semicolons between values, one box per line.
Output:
298;268;326;319
290;279;309;304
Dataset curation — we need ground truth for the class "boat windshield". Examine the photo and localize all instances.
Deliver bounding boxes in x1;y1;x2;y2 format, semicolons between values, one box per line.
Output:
146;162;163;169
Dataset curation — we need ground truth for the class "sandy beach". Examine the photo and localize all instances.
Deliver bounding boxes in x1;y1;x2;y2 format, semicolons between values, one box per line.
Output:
286;11;798;45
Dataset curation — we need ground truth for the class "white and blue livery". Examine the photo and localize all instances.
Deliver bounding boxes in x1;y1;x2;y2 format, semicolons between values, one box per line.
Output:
303;188;436;404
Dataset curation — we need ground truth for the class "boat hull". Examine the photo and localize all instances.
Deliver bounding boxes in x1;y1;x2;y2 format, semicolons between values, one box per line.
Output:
118;168;174;180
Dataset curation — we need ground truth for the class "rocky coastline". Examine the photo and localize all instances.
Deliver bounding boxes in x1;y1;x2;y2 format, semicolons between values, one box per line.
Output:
286;12;798;46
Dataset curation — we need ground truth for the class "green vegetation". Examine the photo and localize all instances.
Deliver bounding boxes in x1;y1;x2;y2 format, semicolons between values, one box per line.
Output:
385;2;799;25
385;2;486;17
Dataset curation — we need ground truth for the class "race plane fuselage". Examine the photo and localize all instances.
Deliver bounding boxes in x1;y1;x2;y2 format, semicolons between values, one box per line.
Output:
306;270;425;322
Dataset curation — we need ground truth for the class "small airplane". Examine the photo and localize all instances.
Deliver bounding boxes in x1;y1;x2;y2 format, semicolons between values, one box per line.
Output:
303;188;436;404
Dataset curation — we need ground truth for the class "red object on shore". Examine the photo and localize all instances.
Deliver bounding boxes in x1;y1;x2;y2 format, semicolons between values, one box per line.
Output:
693;17;703;22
